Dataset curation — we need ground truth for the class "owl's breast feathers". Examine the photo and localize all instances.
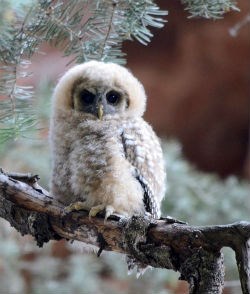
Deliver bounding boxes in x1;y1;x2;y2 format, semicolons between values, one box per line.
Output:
51;111;165;218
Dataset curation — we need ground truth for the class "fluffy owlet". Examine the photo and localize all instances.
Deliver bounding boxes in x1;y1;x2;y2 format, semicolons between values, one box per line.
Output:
50;61;166;220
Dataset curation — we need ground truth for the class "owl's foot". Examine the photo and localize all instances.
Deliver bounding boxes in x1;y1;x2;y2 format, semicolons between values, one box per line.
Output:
64;202;115;222
64;201;88;214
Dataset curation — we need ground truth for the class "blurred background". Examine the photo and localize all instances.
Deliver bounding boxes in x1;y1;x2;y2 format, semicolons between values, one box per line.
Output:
0;0;250;293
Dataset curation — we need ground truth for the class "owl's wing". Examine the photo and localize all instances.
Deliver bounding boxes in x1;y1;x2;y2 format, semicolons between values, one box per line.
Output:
121;121;165;219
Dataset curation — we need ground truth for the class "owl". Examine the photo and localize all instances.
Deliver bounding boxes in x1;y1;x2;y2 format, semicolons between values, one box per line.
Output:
49;61;166;220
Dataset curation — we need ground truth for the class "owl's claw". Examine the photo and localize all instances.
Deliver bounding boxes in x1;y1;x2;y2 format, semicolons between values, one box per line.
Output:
104;205;115;222
88;204;115;223
64;201;88;214
89;204;106;219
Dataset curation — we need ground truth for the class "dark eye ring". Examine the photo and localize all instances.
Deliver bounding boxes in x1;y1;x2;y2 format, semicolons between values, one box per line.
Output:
80;90;95;104
106;91;120;104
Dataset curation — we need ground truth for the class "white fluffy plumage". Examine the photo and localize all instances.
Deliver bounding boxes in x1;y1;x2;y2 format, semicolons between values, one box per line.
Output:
50;61;166;219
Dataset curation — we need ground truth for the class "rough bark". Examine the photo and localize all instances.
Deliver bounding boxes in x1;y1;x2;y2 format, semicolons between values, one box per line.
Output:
0;171;250;293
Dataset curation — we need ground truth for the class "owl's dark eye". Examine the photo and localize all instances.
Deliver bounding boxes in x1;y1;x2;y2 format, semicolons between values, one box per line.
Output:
80;90;95;104
106;91;120;104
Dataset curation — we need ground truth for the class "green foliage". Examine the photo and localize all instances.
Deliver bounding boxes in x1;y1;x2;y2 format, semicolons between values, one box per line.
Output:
0;86;37;145
163;140;250;225
181;0;239;19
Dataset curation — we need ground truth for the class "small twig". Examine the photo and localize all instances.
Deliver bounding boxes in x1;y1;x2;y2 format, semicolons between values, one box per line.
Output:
99;1;117;60
2;170;39;183
229;14;250;37
0;168;49;196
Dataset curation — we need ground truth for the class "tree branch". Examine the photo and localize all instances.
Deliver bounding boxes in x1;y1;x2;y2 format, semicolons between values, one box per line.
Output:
0;171;250;293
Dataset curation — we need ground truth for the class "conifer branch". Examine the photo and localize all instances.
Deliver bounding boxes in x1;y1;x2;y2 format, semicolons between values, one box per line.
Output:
181;0;240;19
99;1;117;61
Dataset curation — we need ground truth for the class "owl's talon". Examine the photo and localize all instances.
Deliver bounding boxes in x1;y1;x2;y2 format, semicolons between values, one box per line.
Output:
88;204;106;219
104;205;115;223
64;201;88;214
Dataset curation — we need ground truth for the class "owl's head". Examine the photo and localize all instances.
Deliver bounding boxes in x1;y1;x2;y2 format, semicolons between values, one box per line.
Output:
53;61;147;119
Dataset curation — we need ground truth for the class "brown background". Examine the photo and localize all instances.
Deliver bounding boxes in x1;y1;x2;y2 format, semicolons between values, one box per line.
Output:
125;0;250;178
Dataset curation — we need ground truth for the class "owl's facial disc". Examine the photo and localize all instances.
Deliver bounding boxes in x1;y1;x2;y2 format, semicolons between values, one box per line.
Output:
72;82;128;119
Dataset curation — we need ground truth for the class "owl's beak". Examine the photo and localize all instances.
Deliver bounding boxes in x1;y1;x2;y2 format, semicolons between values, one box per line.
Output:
97;103;104;120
